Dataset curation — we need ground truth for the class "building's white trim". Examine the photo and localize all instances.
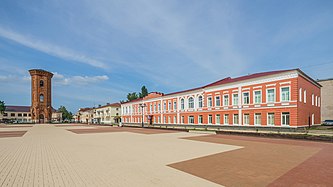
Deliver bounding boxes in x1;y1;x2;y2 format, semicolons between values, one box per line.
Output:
266;83;276;87
279;81;291;85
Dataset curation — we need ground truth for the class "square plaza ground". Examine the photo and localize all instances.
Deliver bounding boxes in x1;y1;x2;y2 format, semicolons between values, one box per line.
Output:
0;124;332;186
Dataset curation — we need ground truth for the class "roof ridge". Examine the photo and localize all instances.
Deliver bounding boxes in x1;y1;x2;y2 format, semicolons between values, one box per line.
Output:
122;68;299;104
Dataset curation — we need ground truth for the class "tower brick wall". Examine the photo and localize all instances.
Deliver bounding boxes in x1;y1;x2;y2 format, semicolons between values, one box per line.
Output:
29;69;53;123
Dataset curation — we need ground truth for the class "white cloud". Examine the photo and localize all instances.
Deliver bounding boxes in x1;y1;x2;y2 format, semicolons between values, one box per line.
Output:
0;72;108;87
0;74;30;82
52;72;109;86
84;0;248;85
0;26;108;69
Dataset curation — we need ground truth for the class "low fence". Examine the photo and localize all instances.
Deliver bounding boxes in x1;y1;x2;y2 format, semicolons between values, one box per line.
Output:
122;123;309;133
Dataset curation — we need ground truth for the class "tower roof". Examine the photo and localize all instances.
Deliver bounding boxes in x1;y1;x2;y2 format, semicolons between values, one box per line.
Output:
29;69;53;77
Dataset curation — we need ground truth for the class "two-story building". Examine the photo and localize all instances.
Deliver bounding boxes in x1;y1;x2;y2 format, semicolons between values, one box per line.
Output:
93;103;121;124
121;69;321;128
75;107;93;123
0;105;63;123
0;106;32;123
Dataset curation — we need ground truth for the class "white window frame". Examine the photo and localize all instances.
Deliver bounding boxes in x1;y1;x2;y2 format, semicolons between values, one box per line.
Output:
243;92;250;105
198;96;203;108
188;97;194;109
318;97;321;107
253;90;262;104
168;101;172;110
198;115;203;124
299;88;302;102
304;90;307;103
312;94;314;105
223;95;229;106
281;112;290;126
266;88;275;103
188;116;194;124
243;114;250;125
173;101;177;110
216;114;220;124
207;97;212;107
215;96;221;107
181;116;184;124
232;94;239;106
254;113;261;126
267;113;275;126
208;115;212;124
315;95;318;106
180;98;185;110
233;114;239;125
224;114;229;125
173;116;176;124
280;86;290;102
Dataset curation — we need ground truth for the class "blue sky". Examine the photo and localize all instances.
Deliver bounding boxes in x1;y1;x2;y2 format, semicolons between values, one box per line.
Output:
0;0;332;112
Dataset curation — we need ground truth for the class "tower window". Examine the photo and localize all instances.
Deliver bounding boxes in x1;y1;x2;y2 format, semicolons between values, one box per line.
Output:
40;80;44;87
40;94;44;102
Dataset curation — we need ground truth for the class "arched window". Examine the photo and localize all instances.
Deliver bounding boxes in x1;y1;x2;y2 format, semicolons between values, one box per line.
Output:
40;94;44;102
180;98;185;110
188;97;194;108
198;96;203;108
40;80;44;87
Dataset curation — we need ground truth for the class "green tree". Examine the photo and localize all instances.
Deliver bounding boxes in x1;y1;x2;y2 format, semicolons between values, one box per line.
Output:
58;106;73;121
139;86;148;98
0;100;5;114
127;92;138;101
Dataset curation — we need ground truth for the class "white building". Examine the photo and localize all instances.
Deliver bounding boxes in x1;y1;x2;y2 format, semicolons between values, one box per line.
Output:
76;108;93;123
93;103;121;124
0;106;32;123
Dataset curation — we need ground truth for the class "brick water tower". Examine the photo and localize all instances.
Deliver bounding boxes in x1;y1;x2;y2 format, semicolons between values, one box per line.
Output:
29;69;53;123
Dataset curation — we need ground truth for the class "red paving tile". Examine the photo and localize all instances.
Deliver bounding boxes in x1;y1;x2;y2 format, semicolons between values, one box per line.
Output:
169;134;333;187
0;125;33;128
0;131;27;138
269;146;333;186
55;124;92;127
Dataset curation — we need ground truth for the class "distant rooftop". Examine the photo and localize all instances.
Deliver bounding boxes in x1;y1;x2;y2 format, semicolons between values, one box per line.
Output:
5;106;30;112
317;78;333;82
122;68;321;104
4;106;59;113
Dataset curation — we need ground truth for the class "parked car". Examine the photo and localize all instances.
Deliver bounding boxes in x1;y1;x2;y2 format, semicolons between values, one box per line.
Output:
322;120;333;126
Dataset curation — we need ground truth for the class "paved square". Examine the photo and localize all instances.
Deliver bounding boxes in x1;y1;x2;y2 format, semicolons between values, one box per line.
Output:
0;124;239;186
0;124;332;186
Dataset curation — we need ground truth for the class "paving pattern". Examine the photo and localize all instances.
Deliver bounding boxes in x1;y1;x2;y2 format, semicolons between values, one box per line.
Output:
0;124;332;186
0;124;239;186
169;134;333;187
0;131;27;138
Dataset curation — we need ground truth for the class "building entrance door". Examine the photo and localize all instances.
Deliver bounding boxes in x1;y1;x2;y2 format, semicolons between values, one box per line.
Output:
39;114;44;123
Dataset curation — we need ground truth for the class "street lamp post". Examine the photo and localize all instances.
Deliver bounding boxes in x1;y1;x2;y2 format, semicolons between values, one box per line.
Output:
139;103;146;128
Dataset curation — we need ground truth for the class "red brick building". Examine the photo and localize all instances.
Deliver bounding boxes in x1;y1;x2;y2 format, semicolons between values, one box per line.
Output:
29;69;54;123
121;69;321;128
